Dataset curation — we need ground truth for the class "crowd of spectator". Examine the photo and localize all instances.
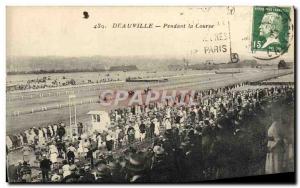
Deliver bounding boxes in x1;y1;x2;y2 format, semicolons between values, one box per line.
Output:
7;76;121;92
7;82;294;183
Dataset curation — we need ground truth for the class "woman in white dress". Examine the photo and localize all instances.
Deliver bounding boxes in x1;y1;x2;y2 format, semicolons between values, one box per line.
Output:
265;118;285;174
134;122;140;141
96;134;102;149
77;139;85;158
164;117;172;130
53;125;58;136
28;129;36;144
62;160;71;178
42;127;48;141
153;118;160;136
83;139;90;157
49;144;58;163
38;129;45;145
24;130;31;144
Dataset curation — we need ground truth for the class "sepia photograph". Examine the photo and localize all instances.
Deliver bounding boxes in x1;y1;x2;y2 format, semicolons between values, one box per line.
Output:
5;6;295;183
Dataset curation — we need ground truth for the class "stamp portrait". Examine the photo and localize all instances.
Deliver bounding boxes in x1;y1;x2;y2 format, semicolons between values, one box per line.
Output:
251;6;291;57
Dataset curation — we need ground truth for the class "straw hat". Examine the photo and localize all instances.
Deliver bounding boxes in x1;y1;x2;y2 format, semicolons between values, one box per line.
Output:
51;173;61;182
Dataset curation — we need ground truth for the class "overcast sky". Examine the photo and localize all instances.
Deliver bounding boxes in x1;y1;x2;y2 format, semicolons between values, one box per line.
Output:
6;6;294;62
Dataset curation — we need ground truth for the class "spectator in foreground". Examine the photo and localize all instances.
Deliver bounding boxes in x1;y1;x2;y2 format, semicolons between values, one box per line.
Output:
40;154;52;182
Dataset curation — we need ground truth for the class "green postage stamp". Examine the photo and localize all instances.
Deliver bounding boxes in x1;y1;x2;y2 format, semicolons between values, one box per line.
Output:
251;6;291;57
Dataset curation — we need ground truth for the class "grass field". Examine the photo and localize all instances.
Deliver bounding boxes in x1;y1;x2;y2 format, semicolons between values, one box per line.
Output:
6;68;293;134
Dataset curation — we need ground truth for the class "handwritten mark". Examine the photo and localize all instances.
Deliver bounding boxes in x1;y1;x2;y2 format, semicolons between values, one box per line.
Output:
83;11;89;19
227;6;235;15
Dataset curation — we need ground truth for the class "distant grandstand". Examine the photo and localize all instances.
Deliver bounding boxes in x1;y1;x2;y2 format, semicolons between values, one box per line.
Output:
168;64;184;71
168;59;260;71
109;65;138;71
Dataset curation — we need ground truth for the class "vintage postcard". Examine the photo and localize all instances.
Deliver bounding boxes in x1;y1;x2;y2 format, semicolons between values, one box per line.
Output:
6;6;295;183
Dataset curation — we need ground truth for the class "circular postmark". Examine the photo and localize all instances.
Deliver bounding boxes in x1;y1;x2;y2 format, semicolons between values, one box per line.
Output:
251;6;293;60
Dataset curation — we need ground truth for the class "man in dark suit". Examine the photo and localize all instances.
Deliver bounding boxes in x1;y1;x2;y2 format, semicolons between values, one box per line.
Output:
40;154;52;182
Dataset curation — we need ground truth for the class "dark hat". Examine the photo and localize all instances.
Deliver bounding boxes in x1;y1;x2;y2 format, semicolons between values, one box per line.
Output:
126;153;146;172
187;129;194;137
204;119;210;125
164;129;172;137
96;164;110;175
153;146;165;156
107;161;121;171
195;124;202;132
